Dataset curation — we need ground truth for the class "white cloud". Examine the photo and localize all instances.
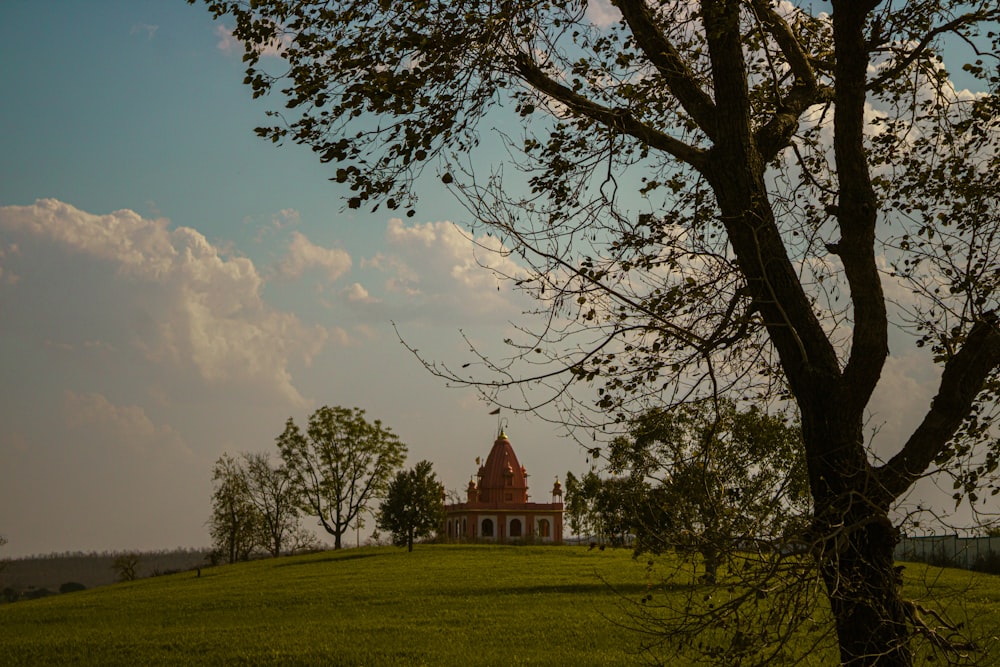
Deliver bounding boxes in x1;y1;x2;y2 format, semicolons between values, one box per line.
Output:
214;24;291;58
339;218;536;336
130;23;158;40
277;230;353;283
587;0;621;27
384;218;530;291
343;282;379;304
272;208;300;229
0;199;327;407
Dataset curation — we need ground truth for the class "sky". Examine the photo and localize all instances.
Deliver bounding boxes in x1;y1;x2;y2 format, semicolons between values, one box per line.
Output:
0;0;582;557
0;2;991;557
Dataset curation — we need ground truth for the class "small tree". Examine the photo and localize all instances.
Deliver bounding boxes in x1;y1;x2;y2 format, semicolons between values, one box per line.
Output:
242;452;302;557
563;470;596;539
377;460;445;552
209;453;260;563
564;470;647;546
112;553;141;582
277;406;407;549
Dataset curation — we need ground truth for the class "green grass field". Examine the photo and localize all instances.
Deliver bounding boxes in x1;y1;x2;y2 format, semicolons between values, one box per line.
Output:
1;544;998;665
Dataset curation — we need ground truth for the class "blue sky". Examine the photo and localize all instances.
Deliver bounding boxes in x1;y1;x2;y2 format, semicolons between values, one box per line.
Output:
0;1;577;557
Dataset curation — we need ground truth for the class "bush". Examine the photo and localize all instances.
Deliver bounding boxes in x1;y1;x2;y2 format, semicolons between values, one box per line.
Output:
21;587;54;600
59;582;87;594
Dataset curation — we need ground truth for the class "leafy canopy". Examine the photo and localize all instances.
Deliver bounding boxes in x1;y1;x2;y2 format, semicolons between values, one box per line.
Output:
277;405;407;550
377;460;445;552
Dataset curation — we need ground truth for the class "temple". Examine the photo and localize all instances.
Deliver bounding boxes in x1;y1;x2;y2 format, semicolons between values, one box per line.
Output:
443;430;564;543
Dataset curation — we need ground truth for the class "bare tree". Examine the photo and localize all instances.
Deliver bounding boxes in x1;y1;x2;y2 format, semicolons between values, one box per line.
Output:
112;553;141;582
242;452;302;557
193;1;1000;663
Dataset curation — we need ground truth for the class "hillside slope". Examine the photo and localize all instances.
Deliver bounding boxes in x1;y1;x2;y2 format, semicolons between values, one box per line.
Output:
2;544;998;665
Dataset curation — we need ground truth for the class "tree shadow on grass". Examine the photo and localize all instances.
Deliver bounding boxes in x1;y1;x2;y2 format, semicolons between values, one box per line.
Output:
275;552;381;568
440;581;687;597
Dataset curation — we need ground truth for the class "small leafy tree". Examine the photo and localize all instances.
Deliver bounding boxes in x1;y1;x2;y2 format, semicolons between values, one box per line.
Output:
277;406;407;549
564;470;647;546
242;452;302;557
562;471;591;538
209;453;260;563
59;582;87;594
377;460;445;552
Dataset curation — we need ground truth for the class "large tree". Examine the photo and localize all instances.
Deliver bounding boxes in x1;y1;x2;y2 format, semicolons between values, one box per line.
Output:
608;400;810;583
377;460;445;552
276;406;406;550
194;0;1000;663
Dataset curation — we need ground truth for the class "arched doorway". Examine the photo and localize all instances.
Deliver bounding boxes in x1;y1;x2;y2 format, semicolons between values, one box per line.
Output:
510;518;522;538
481;518;494;538
538;519;550;538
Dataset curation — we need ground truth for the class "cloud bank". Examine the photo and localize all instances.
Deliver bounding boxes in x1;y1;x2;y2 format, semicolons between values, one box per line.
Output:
0;199;327;407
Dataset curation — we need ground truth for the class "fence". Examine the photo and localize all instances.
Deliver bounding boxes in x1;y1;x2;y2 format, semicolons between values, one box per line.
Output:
895;534;1000;569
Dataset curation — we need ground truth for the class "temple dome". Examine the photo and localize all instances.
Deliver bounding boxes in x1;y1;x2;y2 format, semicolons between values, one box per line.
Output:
477;431;528;504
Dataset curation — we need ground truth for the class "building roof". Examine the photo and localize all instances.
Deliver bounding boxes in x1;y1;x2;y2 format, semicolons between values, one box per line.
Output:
476;431;528;504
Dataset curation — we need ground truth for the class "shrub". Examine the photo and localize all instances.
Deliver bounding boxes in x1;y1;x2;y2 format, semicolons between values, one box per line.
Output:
59;582;87;594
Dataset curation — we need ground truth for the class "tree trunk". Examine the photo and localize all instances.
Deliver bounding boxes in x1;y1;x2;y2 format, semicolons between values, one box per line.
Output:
816;505;910;665
700;543;720;584
804;408;912;666
407;529;414;552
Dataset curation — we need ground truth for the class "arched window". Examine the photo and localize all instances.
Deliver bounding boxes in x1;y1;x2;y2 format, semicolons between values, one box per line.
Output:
538;519;550;538
510;518;522;538
481;518;494;537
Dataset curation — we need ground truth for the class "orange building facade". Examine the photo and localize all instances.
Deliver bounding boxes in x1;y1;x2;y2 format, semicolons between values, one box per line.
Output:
444;431;564;543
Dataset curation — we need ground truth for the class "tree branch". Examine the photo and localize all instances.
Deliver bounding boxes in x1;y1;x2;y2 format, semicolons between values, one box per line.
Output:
513;53;708;169
868;9;1000;91
748;0;833;161
831;1;888;413
876;311;1000;501
611;0;718;140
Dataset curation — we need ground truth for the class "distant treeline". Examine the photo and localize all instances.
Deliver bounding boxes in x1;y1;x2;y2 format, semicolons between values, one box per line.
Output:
1;547;213;597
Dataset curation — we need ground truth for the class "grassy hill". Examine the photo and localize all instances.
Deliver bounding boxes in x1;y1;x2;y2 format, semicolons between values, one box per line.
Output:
1;544;998;665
